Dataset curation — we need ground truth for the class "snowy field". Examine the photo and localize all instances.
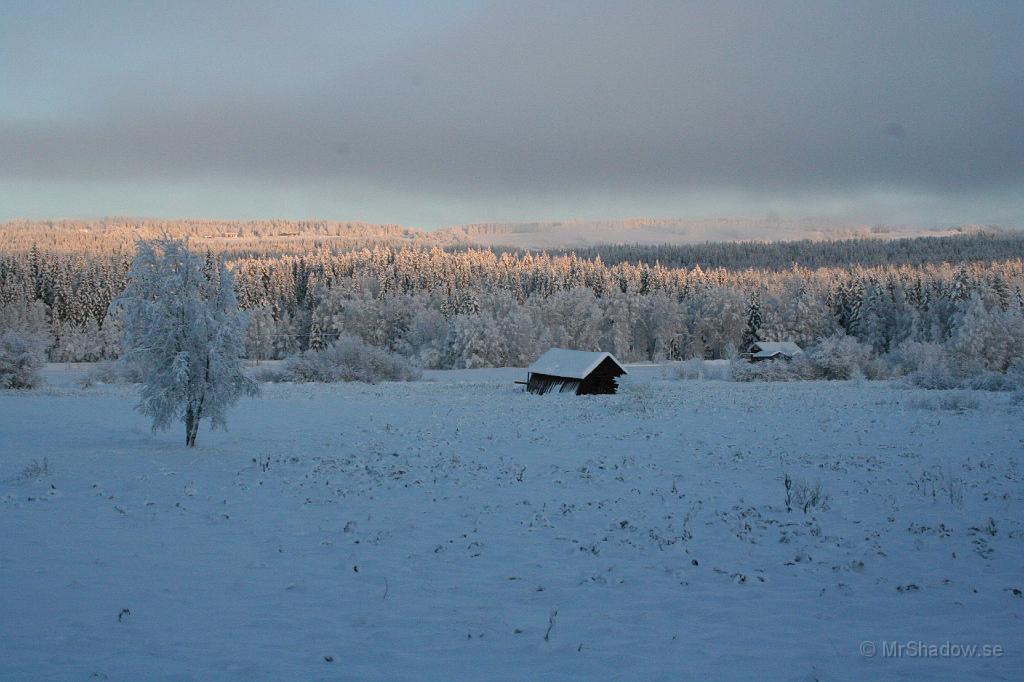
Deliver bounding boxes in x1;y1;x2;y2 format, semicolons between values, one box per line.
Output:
1;366;1022;680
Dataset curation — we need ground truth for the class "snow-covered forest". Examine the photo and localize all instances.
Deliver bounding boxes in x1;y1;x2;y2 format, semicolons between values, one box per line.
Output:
1;222;1022;383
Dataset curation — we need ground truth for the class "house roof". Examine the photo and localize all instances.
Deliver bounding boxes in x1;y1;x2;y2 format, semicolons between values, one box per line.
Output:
750;341;803;357
527;348;627;379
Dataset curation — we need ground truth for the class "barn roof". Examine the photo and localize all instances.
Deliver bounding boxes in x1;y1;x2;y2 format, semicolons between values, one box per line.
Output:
527;348;627;380
750;341;803;357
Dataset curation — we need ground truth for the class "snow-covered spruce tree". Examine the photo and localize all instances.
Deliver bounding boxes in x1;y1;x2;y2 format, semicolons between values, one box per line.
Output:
741;290;763;351
112;239;257;447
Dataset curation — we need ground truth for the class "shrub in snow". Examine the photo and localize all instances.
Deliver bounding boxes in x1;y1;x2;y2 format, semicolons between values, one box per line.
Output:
51;315;123;363
270;335;421;384
800;333;879;380
676;359;732;381
17;458;49;481
1007;359;1024;385
965;359;1024;392
76;360;144;388
966;371;1020;392
909;392;980;412
936;393;980;412
892;339;1024;391
676;359;703;380
112;239;258;447
783;474;831;514
889;340;958;389
250;365;286;383
0;329;48;389
702;360;733;381
729;358;802;382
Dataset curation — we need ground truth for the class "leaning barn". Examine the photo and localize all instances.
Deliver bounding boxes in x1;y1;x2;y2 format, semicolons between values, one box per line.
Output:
525;348;627;395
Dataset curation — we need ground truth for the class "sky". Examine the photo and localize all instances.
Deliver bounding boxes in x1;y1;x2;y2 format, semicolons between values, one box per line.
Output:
1;0;1022;229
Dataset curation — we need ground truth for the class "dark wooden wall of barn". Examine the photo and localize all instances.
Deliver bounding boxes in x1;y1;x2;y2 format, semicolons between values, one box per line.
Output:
527;374;582;395
577;357;625;395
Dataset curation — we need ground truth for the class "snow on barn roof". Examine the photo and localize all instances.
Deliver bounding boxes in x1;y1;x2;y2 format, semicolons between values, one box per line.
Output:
750;341;803;357
527;348;627;380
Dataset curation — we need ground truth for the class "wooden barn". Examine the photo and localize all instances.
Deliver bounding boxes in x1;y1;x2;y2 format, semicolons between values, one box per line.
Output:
746;341;803;362
525;348;627;395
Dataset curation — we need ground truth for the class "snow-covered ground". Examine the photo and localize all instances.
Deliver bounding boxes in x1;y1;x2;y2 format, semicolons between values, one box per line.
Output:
1;368;1022;680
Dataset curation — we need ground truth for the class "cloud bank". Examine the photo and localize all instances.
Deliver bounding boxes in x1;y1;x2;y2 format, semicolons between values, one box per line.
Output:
1;1;1022;227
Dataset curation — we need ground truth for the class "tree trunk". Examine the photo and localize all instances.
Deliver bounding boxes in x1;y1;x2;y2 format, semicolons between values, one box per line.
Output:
184;404;198;447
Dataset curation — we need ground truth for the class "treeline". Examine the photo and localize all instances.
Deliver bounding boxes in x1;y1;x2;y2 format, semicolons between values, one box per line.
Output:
521;231;1024;270
1;236;1022;374
0;218;451;260
5;218;1021;271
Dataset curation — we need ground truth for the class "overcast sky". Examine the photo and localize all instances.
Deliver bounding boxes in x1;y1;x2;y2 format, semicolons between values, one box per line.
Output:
1;1;1022;229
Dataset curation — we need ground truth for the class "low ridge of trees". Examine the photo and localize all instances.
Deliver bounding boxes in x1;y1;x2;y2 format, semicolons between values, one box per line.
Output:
534;230;1024;270
1;221;1022;382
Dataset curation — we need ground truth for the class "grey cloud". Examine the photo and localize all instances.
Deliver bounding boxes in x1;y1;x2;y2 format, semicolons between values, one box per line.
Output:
1;1;1022;213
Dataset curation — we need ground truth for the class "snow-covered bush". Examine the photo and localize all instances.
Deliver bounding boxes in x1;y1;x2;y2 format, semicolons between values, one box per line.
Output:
729;358;803;382
965;371;1021;392
963;359;1024;392
76;360;144;388
0;329;48;389
891;338;1024;391
269;335;421;384
676;359;731;381
799;333;879;380
890;341;961;389
676;359;702;380
909;392;980;412
51;318;120;363
702;360;732;381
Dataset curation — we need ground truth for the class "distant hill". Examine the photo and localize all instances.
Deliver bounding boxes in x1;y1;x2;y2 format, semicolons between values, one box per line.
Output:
0;217;446;255
0;215;1010;257
439;217;1002;249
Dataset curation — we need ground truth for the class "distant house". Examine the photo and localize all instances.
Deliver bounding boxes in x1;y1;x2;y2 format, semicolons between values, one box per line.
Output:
746;341;803;362
525;348;627;395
